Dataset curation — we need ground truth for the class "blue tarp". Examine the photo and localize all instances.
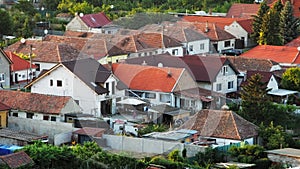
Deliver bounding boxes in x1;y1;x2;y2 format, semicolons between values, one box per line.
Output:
0;145;23;155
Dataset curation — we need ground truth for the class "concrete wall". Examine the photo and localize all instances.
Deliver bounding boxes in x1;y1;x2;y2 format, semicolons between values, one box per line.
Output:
102;135;205;157
268;154;300;168
8;117;74;144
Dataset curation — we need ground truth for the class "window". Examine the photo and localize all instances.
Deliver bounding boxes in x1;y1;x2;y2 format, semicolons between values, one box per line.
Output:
224;41;230;47
222;66;228;75
43;116;49;121
50;79;53;86
228;81;234;89
200;43;205;50
26;113;34;119
160;94;171;103
35;63;40;71
145;92;156;99
217;83;222;91
189;45;194;52
75;100;79;105
112;81;115;95
57;80;62;87
0;73;5;82
51;116;56;121
105;83;109;93
172;49;178;55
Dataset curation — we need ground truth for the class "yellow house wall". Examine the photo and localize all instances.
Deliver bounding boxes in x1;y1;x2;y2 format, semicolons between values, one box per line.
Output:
99;54;128;65
0;111;8;128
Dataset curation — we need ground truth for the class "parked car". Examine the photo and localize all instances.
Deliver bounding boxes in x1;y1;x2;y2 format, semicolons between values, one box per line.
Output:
221;49;243;56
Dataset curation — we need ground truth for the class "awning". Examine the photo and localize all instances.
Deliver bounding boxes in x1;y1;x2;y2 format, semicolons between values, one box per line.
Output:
117;98;146;106
268;89;298;96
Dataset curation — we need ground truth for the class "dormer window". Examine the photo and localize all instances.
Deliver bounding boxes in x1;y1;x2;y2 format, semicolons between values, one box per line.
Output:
222;66;228;75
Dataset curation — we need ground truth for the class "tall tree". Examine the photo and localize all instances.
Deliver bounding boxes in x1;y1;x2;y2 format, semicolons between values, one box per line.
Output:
281;67;300;91
251;1;269;43
0;9;13;37
259;6;281;45
240;73;272;124
279;1;300;45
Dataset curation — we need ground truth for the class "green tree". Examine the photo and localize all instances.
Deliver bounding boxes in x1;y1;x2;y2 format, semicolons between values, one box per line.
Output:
240;73;272;124
168;149;184;162
281;67;300;91
11;0;37;17
0;9;13;37
279;1;300;45
11;11;34;38
195;147;224;166
259;5;281;45
69;1;94;15
259;122;289;150
251;1;269;43
229;145;270;169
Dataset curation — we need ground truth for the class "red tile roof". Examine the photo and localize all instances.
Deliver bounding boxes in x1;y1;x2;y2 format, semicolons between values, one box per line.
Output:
0;151;33;169
240;45;300;65
179;109;258;140
190;22;236;41
236;19;253;33
0;102;10;111
285;36;300;47
80;12;111;28
226;3;260;18
112;63;184;92
183;16;242;29
5;51;37;71
0;90;74;115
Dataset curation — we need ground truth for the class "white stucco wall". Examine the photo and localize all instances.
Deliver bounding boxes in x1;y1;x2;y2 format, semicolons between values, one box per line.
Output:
225;22;249;47
214;65;238;94
267;75;279;91
33;61;56;76
216;39;236;53
186;39;210;54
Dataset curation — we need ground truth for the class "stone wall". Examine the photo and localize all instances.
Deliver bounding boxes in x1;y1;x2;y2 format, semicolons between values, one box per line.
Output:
8;117;74;144
102;134;206;157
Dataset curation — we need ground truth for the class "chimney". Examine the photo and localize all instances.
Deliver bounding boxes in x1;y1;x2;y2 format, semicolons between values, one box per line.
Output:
167;68;172;77
142;60;147;66
205;21;209;33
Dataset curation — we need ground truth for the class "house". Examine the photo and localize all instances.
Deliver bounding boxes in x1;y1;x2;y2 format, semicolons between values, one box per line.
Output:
25;58;125;117
0;49;12;89
265;148;300;168
139;22;211;55
148;104;190;126
182;16;255;49
125;54;239;109
72;127;106;144
115;32;184;58
226;3;260;18
240;45;300;67
5;38;89;76
5;51;37;85
178;108;259;147
226;56;283;89
0;90;82;122
0;102;10;128
285;36;300;47
0;151;33;168
66;12;120;34
112;63;198;107
243;70;298;104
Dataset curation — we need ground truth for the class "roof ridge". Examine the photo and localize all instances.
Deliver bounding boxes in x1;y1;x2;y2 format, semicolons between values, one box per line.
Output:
230;111;241;140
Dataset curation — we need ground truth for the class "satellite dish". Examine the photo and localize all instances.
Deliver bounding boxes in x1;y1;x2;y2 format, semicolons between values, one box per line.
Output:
297;46;300;51
79;13;84;17
20;38;26;44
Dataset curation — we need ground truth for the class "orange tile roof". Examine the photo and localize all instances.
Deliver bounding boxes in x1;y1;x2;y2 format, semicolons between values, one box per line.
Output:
112;63;184;92
183;16;243;29
5;51;37;71
226;3;260;18
0;90;74;115
240;45;300;64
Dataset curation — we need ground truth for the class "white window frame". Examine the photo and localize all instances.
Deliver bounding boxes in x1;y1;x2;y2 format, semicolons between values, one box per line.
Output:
228;81;234;90
216;83;222;91
0;73;5;82
172;49;178;55
200;43;205;50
